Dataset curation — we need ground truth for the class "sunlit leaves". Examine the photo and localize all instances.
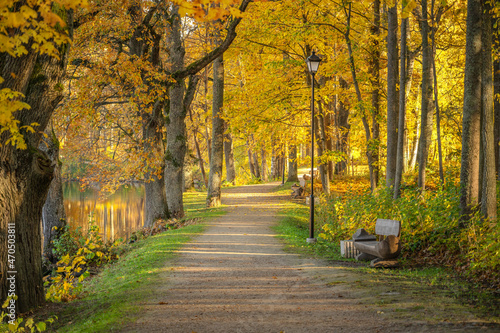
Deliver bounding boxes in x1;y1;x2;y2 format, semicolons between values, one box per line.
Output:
174;0;246;22
0;0;87;149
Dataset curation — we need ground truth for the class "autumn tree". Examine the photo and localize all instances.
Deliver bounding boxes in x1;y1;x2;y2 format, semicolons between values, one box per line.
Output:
0;0;85;313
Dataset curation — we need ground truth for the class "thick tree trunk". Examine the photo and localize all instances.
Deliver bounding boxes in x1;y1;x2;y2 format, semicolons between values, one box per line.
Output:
165;8;187;218
207;54;225;207
418;0;435;190
481;5;496;220
287;145;299;182
224;122;236;184
460;0;482;223
41;129;67;263
1;50;70;314
143;99;169;227
386;1;399;188
129;3;170;225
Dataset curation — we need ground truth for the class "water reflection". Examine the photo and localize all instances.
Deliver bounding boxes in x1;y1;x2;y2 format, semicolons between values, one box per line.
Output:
63;182;145;242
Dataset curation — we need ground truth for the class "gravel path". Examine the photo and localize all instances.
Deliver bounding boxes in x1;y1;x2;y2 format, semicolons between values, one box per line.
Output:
122;183;496;333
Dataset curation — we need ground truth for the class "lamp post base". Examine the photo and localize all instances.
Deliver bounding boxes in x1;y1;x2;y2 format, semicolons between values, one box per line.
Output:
306;238;317;244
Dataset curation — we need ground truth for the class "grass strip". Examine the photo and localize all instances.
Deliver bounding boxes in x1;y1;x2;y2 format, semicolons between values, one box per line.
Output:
48;190;225;332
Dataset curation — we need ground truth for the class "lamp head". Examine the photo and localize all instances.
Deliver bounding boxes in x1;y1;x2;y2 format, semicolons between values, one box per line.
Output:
306;51;321;74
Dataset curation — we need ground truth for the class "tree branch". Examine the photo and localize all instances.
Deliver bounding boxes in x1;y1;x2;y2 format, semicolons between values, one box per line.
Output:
170;0;252;83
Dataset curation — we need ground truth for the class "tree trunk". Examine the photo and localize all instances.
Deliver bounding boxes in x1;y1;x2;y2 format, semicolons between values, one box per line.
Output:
287;145;299;182
324;110;335;181
207;54;225;207
386;1;399;188
247;138;256;177
41;128;67;263
430;0;444;184
494;40;500;179
253;150;261;179
418;0;435;190
165;8;187;218
394;10;408;199
335;78;350;175
344;3;376;191
1;45;71;315
271;145;278;179
129;7;170;228
143;102;168;227
316;104;331;195
460;0;482;223
261;148;268;182
370;0;381;189
481;4;496;220
204;67;212;166
224;122;236;184
189;108;207;186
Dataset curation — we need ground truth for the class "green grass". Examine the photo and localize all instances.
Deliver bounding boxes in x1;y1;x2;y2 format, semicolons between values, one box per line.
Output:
271;182;345;260
44;191;226;332
183;190;226;220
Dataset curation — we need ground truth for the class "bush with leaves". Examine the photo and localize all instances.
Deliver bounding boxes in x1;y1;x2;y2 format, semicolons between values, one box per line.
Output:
45;218;122;302
318;182;499;289
0;297;57;332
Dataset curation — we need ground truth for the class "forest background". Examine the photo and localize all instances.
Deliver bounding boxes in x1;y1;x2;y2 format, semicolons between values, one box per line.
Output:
0;0;499;317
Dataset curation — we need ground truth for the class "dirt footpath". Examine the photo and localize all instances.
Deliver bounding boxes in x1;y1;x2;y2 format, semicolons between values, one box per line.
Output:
123;183;497;333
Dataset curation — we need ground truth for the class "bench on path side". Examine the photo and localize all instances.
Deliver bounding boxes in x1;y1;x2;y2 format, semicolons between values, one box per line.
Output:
353;219;401;268
291;184;304;198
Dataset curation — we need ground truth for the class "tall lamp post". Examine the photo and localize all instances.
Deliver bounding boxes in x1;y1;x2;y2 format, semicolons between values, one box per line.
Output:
306;51;321;244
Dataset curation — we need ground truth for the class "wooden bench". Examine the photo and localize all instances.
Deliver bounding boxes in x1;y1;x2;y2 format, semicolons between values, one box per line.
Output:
291;184;304;198
353;219;401;267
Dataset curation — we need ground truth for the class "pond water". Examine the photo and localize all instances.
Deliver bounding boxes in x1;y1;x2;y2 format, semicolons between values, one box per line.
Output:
63;182;145;242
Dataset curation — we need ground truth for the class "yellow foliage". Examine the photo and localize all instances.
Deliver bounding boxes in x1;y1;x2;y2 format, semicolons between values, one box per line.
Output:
0;0;87;149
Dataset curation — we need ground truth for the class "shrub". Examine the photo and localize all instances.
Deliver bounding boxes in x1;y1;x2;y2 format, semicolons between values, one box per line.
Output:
45;217;122;302
318;182;499;289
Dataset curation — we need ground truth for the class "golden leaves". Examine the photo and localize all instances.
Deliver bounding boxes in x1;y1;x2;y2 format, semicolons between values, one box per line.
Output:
174;0;244;22
0;0;87;149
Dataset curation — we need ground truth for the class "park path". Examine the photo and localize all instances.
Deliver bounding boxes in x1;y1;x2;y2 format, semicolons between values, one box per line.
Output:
122;183;492;333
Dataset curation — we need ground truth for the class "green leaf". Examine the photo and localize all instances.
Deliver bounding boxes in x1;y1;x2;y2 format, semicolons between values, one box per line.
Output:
35;322;47;332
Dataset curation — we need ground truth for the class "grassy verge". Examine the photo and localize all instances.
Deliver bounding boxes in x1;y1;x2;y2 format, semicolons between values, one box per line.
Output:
44;190;225;332
271;181;343;259
271;183;500;323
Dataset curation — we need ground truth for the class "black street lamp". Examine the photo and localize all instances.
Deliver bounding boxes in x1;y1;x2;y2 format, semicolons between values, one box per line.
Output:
306;51;321;244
